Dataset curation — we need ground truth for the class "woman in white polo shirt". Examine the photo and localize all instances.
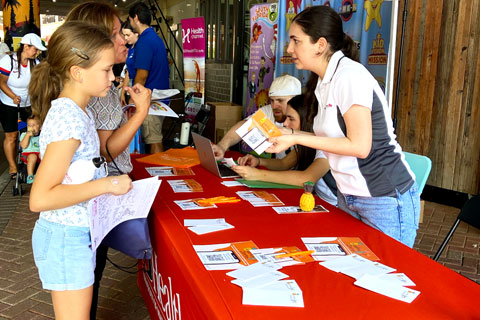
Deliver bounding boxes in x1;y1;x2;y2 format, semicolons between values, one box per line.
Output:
0;33;46;178
267;6;420;247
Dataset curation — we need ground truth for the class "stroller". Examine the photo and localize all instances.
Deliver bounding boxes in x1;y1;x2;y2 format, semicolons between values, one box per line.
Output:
12;108;29;196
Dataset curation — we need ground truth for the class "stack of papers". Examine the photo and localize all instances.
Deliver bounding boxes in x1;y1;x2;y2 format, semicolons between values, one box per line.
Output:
227;262;304;307
145;166;194;177
168;179;203;192
184;218;234;235
222;181;244;187
319;254;420;303
236;191;284;207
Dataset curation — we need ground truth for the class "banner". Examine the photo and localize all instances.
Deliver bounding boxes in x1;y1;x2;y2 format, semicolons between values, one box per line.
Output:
2;0;41;51
275;0;396;102
182;17;206;119
245;3;279;118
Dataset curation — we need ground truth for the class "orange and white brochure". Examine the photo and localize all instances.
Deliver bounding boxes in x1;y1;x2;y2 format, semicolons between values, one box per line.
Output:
236;191;284;207
167;179;203;193
145;166;195;177
235;109;282;155
194;240;259;270
249;246;315;267
302;237;380;261
174;198;217;210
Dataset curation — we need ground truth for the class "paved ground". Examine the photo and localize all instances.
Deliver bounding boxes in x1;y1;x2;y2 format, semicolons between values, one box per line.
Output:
0;168;478;319
0;176;149;319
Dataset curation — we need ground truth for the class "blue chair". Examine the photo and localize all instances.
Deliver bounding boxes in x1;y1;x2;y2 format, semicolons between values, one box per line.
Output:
404;151;432;194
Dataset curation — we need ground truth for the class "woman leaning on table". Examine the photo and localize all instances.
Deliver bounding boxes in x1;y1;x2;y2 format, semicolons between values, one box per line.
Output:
266;6;420;247
0;33;46;179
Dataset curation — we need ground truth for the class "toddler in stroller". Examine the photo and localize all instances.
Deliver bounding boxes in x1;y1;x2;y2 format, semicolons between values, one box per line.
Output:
19;115;40;184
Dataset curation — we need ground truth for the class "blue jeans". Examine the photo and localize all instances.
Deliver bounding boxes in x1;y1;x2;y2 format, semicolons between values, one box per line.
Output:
337;183;420;247
32;218;95;291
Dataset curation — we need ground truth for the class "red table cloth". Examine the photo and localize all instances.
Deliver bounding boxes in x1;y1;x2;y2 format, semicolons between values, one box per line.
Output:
130;154;480;320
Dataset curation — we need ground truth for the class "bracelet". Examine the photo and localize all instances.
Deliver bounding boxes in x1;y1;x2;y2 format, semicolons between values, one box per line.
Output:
291;128;294;135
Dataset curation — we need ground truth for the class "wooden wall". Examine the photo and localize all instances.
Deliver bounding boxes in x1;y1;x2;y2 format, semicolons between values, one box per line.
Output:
393;0;480;195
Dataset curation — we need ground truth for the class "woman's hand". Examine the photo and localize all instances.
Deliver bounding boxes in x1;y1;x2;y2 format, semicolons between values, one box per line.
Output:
266;135;296;153
13;96;21;105
237;154;260;167
232;165;260;180
107;174;133;195
124;84;151;116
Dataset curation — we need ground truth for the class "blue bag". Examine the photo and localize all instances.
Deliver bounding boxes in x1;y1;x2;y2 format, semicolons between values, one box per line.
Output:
101;218;152;260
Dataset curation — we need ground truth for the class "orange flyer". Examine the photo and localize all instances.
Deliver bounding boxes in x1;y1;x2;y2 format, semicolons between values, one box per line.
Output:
137;146;200;168
250;109;282;138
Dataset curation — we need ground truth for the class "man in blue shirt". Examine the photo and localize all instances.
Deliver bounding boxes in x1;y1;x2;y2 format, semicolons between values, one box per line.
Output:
129;2;170;153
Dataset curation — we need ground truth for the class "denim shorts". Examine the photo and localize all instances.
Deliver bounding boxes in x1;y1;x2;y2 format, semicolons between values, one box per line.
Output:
337;183;420;247
32;218;95;291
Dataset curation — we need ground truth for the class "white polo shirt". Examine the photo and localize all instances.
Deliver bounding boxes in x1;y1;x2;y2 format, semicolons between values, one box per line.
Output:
313;51;414;197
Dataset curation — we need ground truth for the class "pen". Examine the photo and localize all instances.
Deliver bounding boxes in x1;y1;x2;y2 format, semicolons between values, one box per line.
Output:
275;250;315;259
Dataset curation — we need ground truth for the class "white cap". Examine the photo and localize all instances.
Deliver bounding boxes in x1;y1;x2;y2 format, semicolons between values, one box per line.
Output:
268;74;301;97
20;33;47;51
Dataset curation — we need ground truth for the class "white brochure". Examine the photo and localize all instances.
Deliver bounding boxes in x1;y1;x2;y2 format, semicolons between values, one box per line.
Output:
242;280;304;308
354;274;421;303
89;176;161;251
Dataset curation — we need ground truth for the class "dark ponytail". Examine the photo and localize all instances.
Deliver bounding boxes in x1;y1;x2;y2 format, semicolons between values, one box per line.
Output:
292;5;359;62
293;5;358;120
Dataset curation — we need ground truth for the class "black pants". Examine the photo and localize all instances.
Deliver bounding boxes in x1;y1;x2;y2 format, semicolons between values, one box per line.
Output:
90;244;109;320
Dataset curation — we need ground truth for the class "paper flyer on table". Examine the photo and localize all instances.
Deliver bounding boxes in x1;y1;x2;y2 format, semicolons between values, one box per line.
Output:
89;177;161;251
249;247;315;267
273;205;329;214
235;109;282;154
354;274;421;303
184;218;234;235
302;237;379;261
146;166;195;177
242;280;304;308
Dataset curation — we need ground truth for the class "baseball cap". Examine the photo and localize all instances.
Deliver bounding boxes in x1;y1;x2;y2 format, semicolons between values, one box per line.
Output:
268;74;301;97
20;33;47;51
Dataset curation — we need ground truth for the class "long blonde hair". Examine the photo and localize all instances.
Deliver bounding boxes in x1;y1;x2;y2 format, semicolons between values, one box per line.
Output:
29;21;113;123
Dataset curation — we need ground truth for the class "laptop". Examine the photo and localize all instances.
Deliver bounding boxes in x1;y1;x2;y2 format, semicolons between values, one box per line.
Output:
191;132;239;178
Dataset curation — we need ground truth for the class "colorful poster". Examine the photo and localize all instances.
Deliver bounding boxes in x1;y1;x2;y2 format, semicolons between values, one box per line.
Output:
275;0;395;102
245;3;279;117
181;17;206;119
2;0;41;50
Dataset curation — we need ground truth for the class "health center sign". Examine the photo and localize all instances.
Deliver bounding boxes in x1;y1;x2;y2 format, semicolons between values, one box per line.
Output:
182;17;206;119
